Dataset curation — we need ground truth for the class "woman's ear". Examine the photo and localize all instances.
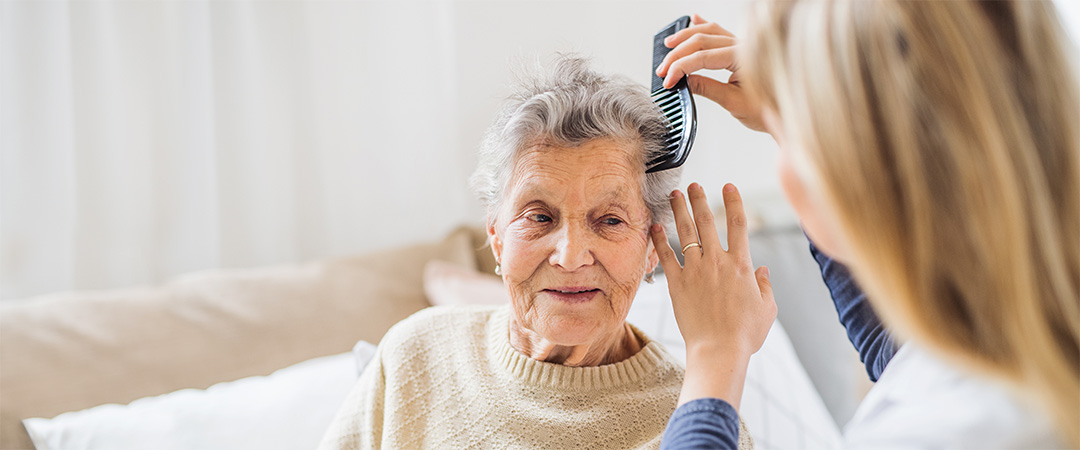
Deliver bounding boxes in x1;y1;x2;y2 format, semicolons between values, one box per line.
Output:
646;235;659;272
486;219;502;264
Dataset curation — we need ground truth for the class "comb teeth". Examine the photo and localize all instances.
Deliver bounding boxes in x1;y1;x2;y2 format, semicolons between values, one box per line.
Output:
657;96;680;110
648;16;696;173
657;95;684;131
653;91;683;129
648;82;696;172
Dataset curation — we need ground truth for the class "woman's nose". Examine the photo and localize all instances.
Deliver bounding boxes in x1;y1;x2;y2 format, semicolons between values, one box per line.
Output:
549;222;595;271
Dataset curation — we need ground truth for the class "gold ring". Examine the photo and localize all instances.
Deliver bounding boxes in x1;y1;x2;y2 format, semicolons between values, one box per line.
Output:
681;242;702;255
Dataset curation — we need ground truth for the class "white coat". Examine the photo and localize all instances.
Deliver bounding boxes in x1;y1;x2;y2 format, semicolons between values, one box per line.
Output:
843;344;1066;449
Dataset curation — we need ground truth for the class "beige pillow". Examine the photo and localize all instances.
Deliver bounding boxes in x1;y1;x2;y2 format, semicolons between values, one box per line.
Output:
0;226;489;450
423;260;507;307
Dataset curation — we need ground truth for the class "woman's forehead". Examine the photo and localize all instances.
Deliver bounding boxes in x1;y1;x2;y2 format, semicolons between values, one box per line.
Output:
513;179;634;207
514;139;641;178
507;140;646;208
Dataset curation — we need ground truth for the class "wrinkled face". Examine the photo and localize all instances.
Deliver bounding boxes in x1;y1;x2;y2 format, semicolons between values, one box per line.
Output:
489;138;659;346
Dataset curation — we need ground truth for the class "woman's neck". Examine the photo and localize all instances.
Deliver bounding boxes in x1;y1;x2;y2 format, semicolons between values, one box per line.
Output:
507;320;644;367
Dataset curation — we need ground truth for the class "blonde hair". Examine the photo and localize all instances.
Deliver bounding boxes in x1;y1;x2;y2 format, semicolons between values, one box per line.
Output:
744;0;1080;445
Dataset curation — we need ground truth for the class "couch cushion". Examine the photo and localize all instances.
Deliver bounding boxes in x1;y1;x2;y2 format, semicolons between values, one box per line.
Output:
0;226;486;450
23;343;375;450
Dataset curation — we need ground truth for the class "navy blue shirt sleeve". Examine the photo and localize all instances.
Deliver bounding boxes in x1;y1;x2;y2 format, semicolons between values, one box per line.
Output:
808;240;898;382
661;398;740;449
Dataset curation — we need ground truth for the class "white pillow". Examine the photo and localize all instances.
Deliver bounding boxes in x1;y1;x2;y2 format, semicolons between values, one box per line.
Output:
23;341;377;450
627;275;843;450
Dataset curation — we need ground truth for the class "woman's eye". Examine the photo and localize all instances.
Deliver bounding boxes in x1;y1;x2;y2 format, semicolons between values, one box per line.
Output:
601;217;624;226
529;213;552;223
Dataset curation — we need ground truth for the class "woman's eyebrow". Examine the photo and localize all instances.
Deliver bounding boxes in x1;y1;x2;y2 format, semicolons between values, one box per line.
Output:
595;200;630;213
597;188;632;210
512;183;636;211
513;181;554;198
511;183;554;206
518;199;550;211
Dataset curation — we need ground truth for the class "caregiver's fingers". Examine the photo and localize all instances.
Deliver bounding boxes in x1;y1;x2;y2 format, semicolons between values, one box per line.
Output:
657;34;735;77
664;14;735;50
722;184;750;260
755;266;776;304
669;190;703;260
692;13;729;33
686;183;722;255
663;47;736;89
688;75;767;133
650;224;681;274
687;76;741;113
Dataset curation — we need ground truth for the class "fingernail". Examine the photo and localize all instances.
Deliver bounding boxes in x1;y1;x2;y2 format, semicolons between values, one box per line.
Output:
763;266;770;278
723;184;736;193
651;224;663;233
656;65;663;76
689;182;701;191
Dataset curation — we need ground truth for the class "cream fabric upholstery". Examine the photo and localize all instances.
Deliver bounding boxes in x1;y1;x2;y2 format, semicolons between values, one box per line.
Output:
0;226;490;450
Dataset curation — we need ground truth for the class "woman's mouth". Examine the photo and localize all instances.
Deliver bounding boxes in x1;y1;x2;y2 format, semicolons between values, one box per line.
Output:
541;287;601;303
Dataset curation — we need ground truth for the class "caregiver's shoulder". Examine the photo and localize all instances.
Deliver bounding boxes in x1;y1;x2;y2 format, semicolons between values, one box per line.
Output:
844;345;1066;449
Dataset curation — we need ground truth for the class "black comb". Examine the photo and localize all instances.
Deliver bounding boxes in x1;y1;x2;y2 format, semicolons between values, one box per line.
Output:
647;16;697;173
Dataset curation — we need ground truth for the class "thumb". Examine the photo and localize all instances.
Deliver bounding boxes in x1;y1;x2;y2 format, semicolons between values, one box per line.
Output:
755;266;774;302
688;74;743;112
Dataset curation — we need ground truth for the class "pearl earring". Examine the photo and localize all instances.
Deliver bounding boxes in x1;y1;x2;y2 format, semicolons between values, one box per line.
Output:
494;259;501;276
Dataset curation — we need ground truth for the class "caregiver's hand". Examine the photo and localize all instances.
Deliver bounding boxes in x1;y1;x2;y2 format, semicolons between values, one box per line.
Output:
650;183;777;409
655;14;766;133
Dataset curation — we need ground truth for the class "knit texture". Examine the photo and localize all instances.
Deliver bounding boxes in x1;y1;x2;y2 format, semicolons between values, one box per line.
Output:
318;305;753;449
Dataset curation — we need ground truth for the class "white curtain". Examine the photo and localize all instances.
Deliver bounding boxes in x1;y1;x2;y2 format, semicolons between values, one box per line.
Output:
1;1;479;299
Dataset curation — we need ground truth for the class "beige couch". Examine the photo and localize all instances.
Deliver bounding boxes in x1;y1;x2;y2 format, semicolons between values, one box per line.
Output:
0;226;496;450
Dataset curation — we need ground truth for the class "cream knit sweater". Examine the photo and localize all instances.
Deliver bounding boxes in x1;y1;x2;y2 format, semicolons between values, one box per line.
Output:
318;305;752;449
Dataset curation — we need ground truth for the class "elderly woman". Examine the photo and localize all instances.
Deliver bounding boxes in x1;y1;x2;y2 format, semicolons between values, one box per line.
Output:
319;56;751;449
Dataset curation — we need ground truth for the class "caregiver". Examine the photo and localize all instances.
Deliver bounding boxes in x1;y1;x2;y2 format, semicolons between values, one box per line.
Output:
650;1;1079;448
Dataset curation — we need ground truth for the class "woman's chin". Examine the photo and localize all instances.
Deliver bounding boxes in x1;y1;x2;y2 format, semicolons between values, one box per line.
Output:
532;307;619;346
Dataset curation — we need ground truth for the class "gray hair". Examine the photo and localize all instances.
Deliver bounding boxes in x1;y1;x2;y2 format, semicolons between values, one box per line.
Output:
470;55;682;231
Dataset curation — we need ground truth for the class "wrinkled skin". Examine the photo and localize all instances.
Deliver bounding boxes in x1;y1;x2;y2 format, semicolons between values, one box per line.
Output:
487;138;659;367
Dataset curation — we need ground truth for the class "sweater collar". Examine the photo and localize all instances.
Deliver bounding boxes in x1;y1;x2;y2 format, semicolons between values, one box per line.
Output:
485;305;677;389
